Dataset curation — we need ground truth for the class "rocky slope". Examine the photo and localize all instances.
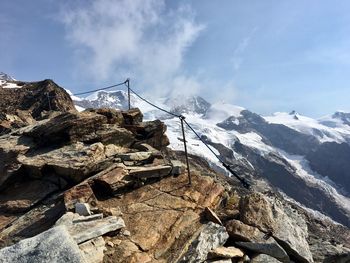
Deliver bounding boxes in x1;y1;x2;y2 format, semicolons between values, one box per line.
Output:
73;89;350;228
0;78;349;262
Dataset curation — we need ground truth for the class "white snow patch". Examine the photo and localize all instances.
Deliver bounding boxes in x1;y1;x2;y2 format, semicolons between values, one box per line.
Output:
264;112;350;143
1;82;21;89
75;105;85;112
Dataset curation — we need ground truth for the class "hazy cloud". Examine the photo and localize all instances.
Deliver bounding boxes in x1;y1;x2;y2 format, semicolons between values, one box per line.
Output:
59;0;204;96
231;27;257;71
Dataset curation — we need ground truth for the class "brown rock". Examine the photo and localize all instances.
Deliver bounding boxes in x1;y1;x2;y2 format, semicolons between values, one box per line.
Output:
225;219;264;242
208;246;244;259
18;142;113;182
24;111;134;147
64;183;98;211
85;108;124;126
128;165;172;179
0;135;33;187
93;167;130;194
122;108;143;125
0;179;59;213
98;172;225;262
0;79;76;120
125;120;169;150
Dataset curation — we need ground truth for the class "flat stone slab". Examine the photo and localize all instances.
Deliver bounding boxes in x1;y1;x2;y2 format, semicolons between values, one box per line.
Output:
128;165;172;179
62;215;125;244
208;246;244;259
0;226;84;263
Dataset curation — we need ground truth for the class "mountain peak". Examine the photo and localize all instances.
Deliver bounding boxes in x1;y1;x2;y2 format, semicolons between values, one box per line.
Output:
0;72;16;82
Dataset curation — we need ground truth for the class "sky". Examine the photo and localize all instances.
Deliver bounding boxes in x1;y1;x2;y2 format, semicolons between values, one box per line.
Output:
1;0;350;117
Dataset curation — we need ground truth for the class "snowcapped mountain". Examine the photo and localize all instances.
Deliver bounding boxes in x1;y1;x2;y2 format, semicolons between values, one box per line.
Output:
72;89;350;227
0;72;22;88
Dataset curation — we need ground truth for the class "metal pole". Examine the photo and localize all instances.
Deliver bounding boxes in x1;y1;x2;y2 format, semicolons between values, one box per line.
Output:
126;78;130;110
180;116;191;185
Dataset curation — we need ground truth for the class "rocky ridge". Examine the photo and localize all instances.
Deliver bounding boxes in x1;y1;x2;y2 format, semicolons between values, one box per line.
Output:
0;79;349;262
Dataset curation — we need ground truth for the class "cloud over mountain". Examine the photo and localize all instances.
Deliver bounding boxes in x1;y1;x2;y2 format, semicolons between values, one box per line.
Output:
59;0;204;96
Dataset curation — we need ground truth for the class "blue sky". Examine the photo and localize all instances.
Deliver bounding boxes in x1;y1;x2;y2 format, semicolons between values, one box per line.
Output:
1;0;350;117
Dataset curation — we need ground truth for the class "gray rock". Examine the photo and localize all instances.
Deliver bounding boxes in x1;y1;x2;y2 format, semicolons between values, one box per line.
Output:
63;215;125;244
236;241;289;263
75;203;91;216
251;254;282;263
79;236;106;263
240;193;313;263
73;214;104;224
0;226;84;263
205;259;232;263
226;219;289;262
180;222;229;263
118;151;153;162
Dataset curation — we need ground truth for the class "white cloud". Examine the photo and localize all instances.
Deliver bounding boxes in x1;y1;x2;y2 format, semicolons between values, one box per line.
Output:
59;0;204;97
231;27;257;71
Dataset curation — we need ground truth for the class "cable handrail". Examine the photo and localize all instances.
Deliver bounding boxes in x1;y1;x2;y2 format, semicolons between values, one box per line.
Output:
72;81;128;96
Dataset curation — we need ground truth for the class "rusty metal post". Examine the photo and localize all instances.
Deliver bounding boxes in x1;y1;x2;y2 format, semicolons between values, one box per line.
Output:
180;116;191;185
126;78;131;110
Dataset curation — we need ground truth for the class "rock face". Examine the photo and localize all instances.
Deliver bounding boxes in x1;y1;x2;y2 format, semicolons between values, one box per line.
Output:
225;219;289;263
0;79;76;120
0;226;84;263
239;193;314;263
179;222;229;263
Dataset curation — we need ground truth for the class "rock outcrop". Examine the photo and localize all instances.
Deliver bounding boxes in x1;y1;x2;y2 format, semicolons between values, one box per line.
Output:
0;80;348;263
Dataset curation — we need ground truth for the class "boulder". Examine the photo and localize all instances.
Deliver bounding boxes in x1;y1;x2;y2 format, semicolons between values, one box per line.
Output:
180;222;229;263
125;120;169;149
85;108;124;126
0;226;84;263
122;108;143;125
225;219;289;262
239;193;313;263
236;241;289;263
